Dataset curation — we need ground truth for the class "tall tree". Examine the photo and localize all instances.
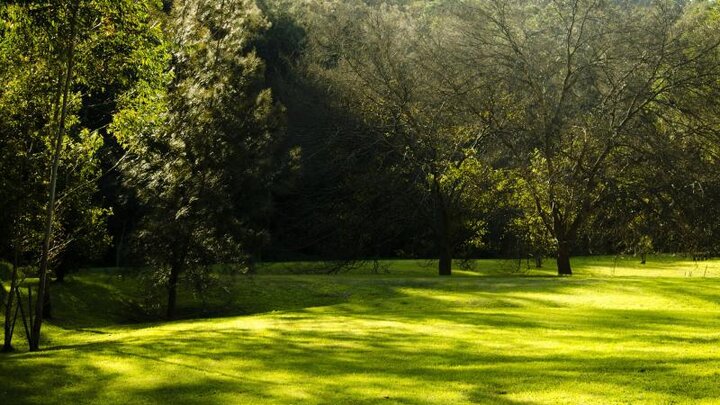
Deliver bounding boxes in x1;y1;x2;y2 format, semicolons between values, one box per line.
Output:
114;0;285;318
30;0;81;350
1;0;172;351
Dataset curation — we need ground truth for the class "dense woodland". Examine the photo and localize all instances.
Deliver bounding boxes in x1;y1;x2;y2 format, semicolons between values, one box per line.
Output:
1;0;720;351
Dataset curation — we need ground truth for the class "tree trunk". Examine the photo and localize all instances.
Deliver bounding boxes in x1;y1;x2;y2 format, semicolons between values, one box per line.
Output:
640;253;646;265
115;220;126;268
556;242;572;276
535;255;543;269
166;263;181;319
438;247;452;276
2;251;19;352
435;196;452;276
30;1;78;352
42;286;52;320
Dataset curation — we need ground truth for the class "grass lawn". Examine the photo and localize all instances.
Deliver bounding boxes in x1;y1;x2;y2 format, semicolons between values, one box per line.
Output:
2;255;720;404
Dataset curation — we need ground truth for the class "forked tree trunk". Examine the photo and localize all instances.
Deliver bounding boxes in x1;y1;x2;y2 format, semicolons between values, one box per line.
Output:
30;1;79;352
556;241;572;276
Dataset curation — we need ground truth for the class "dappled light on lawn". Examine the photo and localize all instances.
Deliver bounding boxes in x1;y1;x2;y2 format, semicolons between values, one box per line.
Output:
3;257;720;403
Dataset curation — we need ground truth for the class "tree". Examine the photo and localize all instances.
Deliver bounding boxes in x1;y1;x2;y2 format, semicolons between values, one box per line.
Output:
0;0;89;351
447;0;720;275
114;0;285;318
1;0;173;351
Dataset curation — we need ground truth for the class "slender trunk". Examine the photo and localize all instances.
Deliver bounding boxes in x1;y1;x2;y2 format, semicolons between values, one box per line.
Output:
42;286;52;319
30;1;79;352
640;253;647;265
438;247;452;276
433;182;452;277
166;263;181;319
115;220;126;268
535;255;543;269
556;241;572;276
2;251;20;352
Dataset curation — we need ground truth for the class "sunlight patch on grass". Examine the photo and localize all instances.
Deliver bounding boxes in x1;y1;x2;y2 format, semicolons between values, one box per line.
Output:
3;257;720;403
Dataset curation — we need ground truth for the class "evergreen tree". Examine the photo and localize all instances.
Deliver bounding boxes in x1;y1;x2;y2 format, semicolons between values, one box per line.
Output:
114;0;285;319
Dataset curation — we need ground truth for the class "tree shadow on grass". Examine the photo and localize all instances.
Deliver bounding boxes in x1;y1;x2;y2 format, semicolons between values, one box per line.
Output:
5;292;720;404
11;271;719;403
48;272;720;333
44;272;552;329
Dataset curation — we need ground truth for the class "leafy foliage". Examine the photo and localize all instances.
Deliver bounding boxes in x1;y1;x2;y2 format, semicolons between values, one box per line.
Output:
113;0;286;317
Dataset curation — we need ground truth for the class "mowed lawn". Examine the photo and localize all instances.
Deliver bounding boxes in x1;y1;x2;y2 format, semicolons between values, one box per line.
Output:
2;256;720;404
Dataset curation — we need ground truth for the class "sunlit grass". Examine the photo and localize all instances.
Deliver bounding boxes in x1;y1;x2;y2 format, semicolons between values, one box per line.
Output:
258;255;720;278
2;256;720;404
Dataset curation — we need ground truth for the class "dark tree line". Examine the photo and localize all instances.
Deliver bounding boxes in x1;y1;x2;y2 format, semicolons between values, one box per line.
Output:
260;0;720;276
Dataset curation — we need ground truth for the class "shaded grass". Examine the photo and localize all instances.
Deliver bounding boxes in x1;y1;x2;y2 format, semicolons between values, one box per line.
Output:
2;256;720;404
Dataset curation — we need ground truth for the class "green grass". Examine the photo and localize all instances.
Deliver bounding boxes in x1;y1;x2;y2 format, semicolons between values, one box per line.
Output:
2;256;720;404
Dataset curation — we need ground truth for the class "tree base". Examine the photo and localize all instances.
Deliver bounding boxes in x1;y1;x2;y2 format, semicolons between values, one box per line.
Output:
438;255;452;276
556;250;573;276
